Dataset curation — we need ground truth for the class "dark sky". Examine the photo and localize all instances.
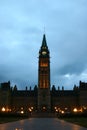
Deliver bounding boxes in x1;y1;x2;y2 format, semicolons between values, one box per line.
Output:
0;0;87;90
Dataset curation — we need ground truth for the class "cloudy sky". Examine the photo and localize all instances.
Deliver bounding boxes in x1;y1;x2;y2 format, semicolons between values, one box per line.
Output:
0;0;87;90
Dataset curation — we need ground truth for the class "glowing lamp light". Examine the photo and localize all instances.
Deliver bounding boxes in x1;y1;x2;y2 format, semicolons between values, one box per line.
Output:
29;108;32;112
83;106;87;110
2;107;6;112
31;107;33;110
21;110;24;114
73;108;77;112
54;107;57;110
43;106;46;110
56;109;58;112
61;111;64;114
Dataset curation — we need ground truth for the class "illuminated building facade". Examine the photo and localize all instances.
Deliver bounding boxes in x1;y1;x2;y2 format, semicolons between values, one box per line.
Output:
0;34;87;114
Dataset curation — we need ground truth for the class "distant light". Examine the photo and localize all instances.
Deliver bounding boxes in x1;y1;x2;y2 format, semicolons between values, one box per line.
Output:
43;106;46;110
61;111;64;114
2;107;5;112
29;108;32;112
83;106;86;110
73;108;77;112
31;107;33;110
21;107;23;110
54;107;57;109
21;111;24;114
56;109;58;112
65;108;68;110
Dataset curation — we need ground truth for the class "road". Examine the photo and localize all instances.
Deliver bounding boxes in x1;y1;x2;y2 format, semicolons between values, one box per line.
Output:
0;118;87;130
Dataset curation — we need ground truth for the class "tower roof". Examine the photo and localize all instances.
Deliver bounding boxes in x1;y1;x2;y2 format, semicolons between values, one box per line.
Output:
39;34;50;58
42;34;47;47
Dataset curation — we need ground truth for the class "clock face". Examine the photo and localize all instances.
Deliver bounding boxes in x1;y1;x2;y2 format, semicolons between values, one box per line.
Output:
42;51;47;55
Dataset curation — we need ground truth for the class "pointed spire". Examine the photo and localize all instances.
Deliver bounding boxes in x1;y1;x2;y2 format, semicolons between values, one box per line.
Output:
39;34;50;57
42;34;47;47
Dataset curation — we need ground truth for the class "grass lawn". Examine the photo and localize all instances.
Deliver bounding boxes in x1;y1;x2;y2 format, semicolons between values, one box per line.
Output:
62;117;87;128
0;117;28;124
0;112;31;124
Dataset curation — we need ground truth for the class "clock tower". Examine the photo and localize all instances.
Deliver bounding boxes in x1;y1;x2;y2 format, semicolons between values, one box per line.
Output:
38;34;51;111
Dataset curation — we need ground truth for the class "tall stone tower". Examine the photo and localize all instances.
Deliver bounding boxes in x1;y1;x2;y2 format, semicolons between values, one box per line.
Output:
38;34;51;111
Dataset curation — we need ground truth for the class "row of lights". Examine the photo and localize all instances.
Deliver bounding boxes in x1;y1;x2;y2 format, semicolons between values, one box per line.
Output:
1;106;34;114
73;106;87;113
1;107;11;112
1;106;87;113
54;106;87;114
54;107;65;114
18;107;34;114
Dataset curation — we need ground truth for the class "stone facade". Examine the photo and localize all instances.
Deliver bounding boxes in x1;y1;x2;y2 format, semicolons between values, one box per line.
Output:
0;81;87;113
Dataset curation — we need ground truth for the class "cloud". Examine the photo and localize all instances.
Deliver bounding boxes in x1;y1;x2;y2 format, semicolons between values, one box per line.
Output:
0;0;87;89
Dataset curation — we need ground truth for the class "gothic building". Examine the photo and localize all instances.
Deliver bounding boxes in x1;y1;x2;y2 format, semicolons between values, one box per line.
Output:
0;34;87;113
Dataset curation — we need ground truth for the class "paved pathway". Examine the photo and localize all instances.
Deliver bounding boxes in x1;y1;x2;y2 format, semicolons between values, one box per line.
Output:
0;118;87;130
